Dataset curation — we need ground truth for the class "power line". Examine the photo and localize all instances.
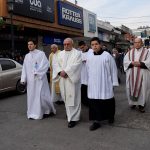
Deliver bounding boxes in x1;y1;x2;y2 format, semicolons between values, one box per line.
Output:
109;21;150;25
98;15;150;20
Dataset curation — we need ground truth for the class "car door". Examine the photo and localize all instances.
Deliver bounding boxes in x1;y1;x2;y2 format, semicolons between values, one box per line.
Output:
0;59;19;92
0;64;2;92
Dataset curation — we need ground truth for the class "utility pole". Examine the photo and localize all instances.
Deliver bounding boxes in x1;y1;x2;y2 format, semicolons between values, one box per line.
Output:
75;0;77;5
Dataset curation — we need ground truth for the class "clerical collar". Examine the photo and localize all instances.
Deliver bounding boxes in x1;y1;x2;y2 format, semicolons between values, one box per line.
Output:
30;49;37;53
93;49;104;55
135;47;143;52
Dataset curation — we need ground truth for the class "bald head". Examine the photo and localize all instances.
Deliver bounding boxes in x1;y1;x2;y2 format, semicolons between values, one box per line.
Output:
51;44;58;53
134;38;143;49
63;38;74;51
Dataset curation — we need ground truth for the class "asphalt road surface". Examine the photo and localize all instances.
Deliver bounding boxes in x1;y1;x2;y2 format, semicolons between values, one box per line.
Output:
0;75;150;150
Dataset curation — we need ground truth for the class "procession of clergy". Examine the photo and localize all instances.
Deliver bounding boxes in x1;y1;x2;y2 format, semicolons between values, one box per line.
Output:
21;37;150;131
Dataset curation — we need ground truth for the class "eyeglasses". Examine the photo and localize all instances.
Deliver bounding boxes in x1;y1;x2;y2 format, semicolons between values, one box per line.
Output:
64;43;71;46
134;42;141;44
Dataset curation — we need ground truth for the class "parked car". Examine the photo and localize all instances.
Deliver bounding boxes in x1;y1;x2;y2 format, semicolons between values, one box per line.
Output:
0;58;26;94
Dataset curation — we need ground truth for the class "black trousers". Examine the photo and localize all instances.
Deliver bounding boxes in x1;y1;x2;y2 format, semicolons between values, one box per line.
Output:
81;84;89;106
89;97;115;121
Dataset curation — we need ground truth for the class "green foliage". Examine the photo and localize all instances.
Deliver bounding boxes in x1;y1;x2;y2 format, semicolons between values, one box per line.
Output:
0;18;5;27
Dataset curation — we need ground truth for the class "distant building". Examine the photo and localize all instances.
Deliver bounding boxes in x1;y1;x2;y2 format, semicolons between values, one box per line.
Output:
132;27;150;46
0;0;84;57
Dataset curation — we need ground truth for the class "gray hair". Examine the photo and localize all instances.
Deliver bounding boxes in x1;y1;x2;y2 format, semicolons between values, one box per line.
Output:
64;38;74;44
51;44;58;49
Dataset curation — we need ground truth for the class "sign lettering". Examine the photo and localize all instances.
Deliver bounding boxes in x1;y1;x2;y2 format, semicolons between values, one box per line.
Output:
30;0;41;8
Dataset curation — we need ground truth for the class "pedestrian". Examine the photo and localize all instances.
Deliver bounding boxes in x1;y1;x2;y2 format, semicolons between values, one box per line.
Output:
49;44;64;105
86;37;119;131
112;48;122;83
124;38;150;113
53;38;82;128
21;39;56;120
102;45;111;54
78;41;93;106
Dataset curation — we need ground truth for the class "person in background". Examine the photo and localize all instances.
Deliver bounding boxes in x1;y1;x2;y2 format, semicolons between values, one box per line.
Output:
21;39;56;120
53;38;82;128
102;45;111;54
18;56;24;65
124;38;150;113
78;41;93;106
112;48;122;84
86;37;119;131
49;44;64;105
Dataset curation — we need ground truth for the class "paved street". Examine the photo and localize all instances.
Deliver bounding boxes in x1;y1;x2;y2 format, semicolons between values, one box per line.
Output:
0;75;150;150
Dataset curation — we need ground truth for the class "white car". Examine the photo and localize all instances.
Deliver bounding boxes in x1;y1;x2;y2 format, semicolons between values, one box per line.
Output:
0;58;26;94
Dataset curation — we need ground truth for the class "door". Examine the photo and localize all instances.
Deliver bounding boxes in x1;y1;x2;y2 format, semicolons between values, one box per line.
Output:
0;59;18;92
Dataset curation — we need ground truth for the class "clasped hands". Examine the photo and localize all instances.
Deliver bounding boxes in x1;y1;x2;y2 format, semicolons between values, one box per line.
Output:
132;61;141;67
59;70;68;78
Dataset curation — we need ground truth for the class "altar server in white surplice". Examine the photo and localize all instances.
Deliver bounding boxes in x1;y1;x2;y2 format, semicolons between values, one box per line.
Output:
78;41;93;106
21;39;56;120
124;38;150;113
53;38;82;128
86;37;119;131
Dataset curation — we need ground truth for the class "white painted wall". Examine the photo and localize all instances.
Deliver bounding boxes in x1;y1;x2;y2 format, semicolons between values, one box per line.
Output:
83;9;98;38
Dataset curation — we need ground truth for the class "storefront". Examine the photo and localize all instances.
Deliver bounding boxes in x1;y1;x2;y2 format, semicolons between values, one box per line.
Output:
73;9;98;48
97;20;121;51
0;0;84;58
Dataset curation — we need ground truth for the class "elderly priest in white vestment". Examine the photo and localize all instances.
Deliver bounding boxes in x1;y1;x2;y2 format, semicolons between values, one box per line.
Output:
85;37;119;131
124;38;150;113
21;39;56;120
53;38;82;128
49;44;63;105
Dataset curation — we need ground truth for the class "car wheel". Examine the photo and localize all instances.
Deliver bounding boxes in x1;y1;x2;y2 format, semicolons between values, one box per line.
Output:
16;80;26;94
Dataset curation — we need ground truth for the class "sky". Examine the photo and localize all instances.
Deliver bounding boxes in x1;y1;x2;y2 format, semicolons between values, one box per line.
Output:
67;0;150;29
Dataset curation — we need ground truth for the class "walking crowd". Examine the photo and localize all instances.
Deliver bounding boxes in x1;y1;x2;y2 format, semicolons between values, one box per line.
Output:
20;37;150;131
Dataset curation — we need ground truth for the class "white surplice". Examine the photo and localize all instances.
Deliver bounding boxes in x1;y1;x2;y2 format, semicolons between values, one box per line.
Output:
81;49;93;85
124;48;150;106
53;48;82;122
21;49;56;119
86;51;119;99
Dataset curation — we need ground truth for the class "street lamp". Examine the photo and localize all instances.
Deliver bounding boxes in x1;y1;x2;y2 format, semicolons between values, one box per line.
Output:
7;0;14;54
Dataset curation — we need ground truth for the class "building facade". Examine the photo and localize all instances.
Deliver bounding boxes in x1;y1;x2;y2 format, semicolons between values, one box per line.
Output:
0;0;84;57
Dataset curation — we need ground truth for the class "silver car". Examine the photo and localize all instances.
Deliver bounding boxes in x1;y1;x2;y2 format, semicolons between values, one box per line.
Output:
0;58;26;94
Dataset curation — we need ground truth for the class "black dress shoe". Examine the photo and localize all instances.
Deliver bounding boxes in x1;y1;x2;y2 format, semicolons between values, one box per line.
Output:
138;105;145;113
43;114;51;118
89;122;101;131
130;105;136;109
55;101;64;105
68;121;76;128
43;112;55;118
29;118;35;120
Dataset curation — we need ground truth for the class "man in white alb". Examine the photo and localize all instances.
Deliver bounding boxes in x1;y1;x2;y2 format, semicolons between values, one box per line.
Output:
49;44;63;105
78;41;93;106
53;38;82;128
21;39;56;120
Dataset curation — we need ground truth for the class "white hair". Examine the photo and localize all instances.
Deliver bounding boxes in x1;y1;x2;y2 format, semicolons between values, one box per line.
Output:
51;44;58;48
64;38;74;44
